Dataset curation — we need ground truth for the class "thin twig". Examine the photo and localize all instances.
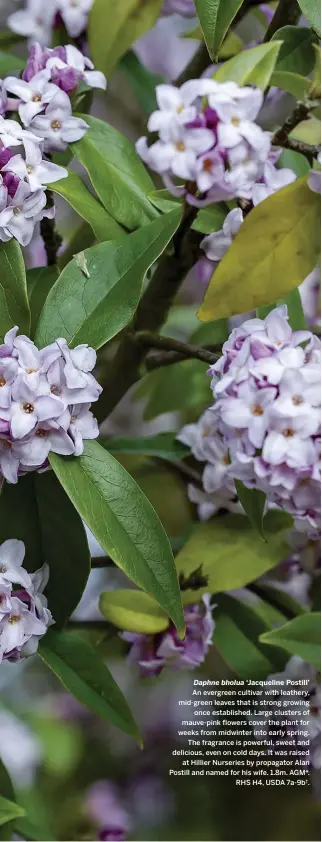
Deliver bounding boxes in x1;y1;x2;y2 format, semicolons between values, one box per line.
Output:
272;101;312;147
272;135;320;163
40;188;62;266
264;0;301;41
136;331;220;365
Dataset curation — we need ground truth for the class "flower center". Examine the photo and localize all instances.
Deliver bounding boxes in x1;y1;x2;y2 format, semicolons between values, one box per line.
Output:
0;376;6;387
292;395;303;406
23;403;34;414
203;158;213;172
36;428;48;437
25;368;38;374
32;94;42;103
0;566;7;573
26;165;33;174
13;207;21;216
8;614;21;624
231;116;240;126
50;385;58;394
70;416;76;424
175;141;185;152
223;453;230;465
176;104;184;113
51;120;62;131
283;427;294;438
251;404;263;416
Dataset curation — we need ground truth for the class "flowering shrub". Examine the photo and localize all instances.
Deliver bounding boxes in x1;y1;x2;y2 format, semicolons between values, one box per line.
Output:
0;0;320;838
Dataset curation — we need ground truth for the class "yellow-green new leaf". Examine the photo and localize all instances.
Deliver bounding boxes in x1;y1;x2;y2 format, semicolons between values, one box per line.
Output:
214;41;282;89
89;0;163;78
100;589;170;633
198;177;321;321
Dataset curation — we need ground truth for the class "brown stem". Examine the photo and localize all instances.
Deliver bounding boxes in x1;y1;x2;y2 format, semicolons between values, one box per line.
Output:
95;206;201;422
264;0;301;41
40;189;62;266
272;101;312;147
137;331;220;365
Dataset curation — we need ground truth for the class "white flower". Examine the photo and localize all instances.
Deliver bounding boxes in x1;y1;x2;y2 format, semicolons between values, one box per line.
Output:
201;208;243;262
209;84;265;152
46;43;107;91
148;80;218;141
0;539;31;589
29;89;88;152
57;0;93;38
251;159;296;206
10;377;65;439
3;140;67;193
4;70;58;126
7;0;57;45
137;124;214;179
1;182;47;247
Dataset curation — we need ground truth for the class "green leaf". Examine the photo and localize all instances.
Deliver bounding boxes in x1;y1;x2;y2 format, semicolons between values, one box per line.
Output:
49;170;124;242
49;441;184;634
213;593;288;676
219;30;244;58
291;116;321;144
235;481;266;538
198;177;321;321
100;589;170;633
260;613;321;668
0;51;25;75
253;583;307;620
0;240;30;341
0;30;26;49
175;510;292;604
120;51;163;114
89;0;163;77
137;359;210;420
272;26;316;76
256;287;307;331
183;23;203;39
192;203;228;234
0;797;25;827
271;70;311;99
214;41;282;89
35;207;181;350
195;0;243;59
0;473;90;626
34;471;91;628
27;266;59;338
190;316;229;345
0;762;15;841
297;0;321;35
310;43;321;97
278;148;310;177
39;629;141;741
102;432;190;460
72;114;158;230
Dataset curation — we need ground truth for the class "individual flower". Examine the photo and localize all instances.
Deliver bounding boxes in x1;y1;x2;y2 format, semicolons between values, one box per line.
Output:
46;43;107;92
28;89;88;152
86;780;131;842
56;0;94;38
122;596;215;677
201;207;243;263
136;78;289;207
7;0;56;46
207;306;321;537
250;158;296;206
300;265;321;328
0;329;102;484
0;539;53;663
4;70;58;126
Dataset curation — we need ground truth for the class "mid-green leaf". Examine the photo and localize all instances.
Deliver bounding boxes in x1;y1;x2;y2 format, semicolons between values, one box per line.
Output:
0;240;30;341
35;207;181;350
39;629;141;741
0;797;25;828
297;0;321;35
71;115;158;230
49;441;185;634
194;0;243;60
198;177;321;321
260;613;321;669
89;0;163;78
49;170;124;242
